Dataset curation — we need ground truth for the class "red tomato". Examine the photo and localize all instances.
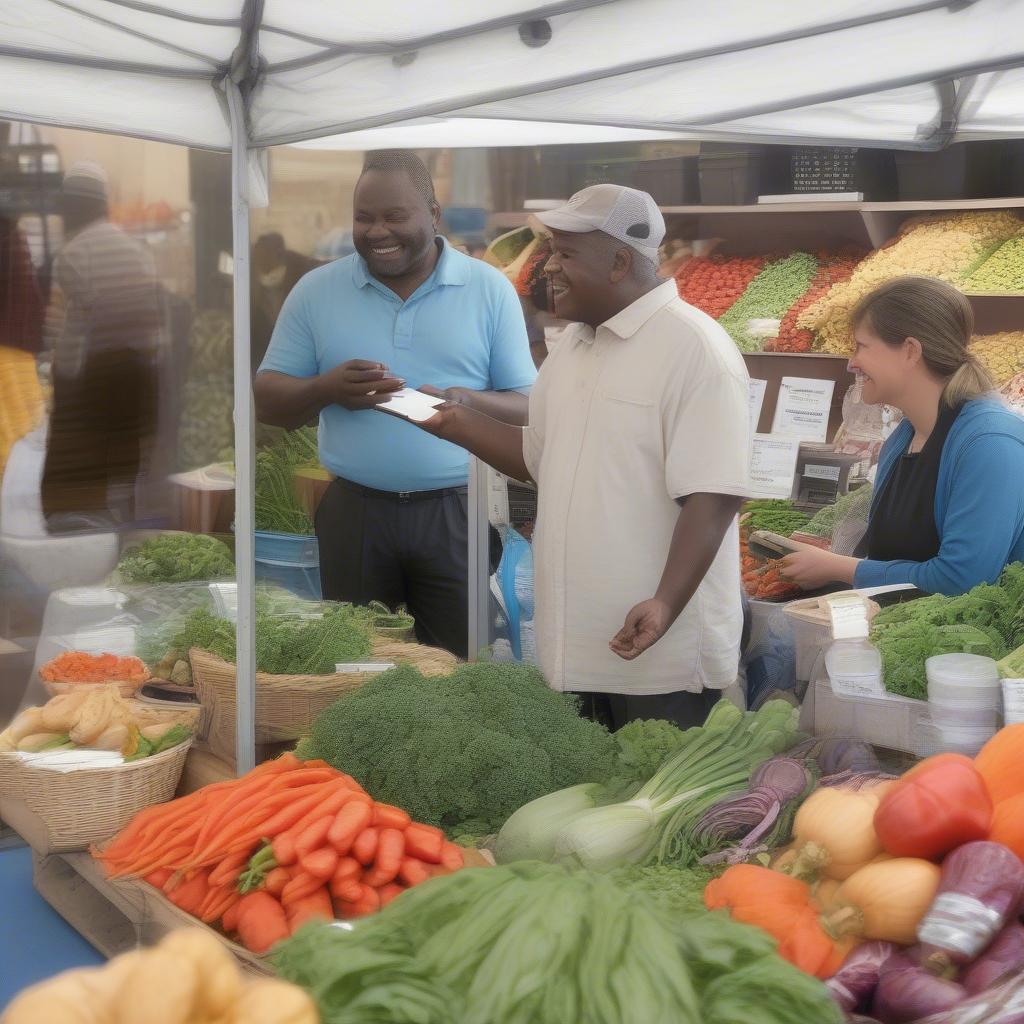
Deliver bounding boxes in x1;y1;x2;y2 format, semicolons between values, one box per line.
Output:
874;754;993;860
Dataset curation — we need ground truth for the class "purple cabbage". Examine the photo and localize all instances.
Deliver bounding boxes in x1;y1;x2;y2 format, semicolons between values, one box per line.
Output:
872;952;966;1023
912;970;1024;1023
814;737;880;777
827;942;898;1013
962;923;1024;996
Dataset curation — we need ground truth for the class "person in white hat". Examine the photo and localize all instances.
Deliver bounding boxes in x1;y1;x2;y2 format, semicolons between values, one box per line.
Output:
41;160;163;530
414;183;753;728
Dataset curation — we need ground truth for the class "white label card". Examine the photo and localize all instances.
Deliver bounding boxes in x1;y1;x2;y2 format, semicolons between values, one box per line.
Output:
772;377;836;443
749;435;801;500
804;463;842;482
377;388;445;423
748;379;768;435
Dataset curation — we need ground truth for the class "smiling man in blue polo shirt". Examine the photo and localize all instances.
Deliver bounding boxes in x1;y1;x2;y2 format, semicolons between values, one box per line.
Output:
254;151;535;657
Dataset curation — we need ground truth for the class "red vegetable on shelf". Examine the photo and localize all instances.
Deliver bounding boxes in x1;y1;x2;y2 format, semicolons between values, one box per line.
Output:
873;754;993;861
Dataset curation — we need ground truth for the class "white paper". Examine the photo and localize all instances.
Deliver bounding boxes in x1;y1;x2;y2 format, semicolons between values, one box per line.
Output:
772;377;836;443
747;378;768;435
804;463;842;482
377;388;445;423
335;662;397;674
826;594;870;641
749;434;801;499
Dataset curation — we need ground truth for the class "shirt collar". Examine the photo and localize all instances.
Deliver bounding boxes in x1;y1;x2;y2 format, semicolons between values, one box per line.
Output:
352;236;469;292
601;280;678;340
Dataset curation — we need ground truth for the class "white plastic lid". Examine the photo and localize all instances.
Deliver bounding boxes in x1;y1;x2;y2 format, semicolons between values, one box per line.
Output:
926;653;1001;707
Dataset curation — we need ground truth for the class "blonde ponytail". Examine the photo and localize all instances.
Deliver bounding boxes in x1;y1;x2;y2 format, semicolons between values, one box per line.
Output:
943;352;994;407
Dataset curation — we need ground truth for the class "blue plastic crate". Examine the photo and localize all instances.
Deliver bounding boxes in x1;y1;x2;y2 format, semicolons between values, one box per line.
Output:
254;557;322;601
254;531;318;566
254;531;321;600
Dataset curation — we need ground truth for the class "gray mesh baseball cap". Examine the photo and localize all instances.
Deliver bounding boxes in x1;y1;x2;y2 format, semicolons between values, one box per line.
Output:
535;184;665;262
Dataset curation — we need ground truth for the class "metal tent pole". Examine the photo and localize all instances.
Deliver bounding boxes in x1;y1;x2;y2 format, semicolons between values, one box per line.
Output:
225;76;256;774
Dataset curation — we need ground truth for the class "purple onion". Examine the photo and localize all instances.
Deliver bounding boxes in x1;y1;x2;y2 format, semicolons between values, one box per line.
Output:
826;941;898;1013
815;737;880;777
912;970;1024;1023
962;922;1024;995
750;756;812;800
872;952;966;1023
918;843;1024;973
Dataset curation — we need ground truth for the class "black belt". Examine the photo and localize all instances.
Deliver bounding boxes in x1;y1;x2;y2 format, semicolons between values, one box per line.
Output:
334;477;467;504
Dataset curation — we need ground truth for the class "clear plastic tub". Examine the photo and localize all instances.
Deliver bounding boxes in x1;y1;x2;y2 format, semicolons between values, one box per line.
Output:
926;653;1001;709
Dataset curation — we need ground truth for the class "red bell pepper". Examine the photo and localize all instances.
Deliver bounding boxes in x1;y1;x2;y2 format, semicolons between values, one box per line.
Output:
874;754;993;860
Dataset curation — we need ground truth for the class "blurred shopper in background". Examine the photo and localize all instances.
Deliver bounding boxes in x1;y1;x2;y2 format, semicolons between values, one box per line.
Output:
41;161;163;531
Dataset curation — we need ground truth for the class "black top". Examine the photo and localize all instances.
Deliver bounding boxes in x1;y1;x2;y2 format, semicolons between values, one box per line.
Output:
858;402;963;564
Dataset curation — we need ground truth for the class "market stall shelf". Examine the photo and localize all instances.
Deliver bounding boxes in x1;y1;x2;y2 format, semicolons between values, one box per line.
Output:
32;851;270;975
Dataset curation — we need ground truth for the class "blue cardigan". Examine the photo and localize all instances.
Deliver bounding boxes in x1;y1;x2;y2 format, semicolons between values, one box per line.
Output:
854;399;1024;596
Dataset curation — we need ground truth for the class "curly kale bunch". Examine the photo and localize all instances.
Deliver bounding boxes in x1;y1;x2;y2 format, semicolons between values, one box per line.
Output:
117;533;234;584
300;662;618;832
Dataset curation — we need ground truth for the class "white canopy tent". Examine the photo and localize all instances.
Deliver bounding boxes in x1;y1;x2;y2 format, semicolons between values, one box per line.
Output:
3;0;1024;768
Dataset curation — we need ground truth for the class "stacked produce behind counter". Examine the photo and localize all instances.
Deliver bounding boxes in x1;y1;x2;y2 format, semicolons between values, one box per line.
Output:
673;210;1024;369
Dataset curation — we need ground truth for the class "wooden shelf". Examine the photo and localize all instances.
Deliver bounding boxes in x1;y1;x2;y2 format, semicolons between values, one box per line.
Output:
660;197;1024;215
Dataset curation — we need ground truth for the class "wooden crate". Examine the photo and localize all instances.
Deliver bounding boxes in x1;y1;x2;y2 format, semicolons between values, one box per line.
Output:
33;851;271;975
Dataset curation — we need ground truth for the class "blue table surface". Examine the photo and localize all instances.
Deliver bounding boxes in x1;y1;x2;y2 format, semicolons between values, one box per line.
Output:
0;844;105;1009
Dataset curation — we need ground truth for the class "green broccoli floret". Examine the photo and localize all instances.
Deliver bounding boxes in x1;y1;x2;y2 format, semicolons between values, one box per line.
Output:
299;662;618;833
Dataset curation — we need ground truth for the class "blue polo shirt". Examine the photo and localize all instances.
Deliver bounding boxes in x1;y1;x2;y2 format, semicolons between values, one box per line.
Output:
258;239;535;491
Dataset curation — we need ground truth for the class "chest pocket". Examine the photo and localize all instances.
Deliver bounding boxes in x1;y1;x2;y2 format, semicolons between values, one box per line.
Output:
598;390;660;458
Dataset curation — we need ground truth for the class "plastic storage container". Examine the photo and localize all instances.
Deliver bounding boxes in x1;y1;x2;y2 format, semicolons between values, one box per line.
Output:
253;530;321;601
826;638;883;699
926;653;1001;753
699;144;762;205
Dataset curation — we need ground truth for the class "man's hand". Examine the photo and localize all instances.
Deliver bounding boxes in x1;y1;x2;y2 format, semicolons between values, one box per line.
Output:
610;598;674;661
320;359;405;411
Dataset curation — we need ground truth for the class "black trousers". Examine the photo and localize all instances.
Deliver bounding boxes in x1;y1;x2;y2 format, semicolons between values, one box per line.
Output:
315;478;496;660
571;688;722;732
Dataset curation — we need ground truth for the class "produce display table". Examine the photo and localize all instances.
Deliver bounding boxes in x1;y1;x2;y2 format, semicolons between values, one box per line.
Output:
31;850;270;975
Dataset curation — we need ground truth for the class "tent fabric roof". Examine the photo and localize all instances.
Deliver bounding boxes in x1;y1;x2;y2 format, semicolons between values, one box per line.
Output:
2;0;1023;150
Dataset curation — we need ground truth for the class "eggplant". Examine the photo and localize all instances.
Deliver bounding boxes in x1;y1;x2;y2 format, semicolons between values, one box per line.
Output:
826;941;898;1013
962;922;1024;996
871;952;966;1023
918;843;1024;975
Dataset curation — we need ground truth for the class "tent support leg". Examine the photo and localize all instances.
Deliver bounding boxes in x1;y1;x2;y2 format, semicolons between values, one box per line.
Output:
226;77;256;775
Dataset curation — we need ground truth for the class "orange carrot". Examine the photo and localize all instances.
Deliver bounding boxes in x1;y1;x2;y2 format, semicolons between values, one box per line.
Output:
222;899;244;934
330;859;362;898
271;832;298;867
204;888;241;926
300;847;339;881
209;848;253;888
166;870;211;915
378;883;406;908
236;892;290;954
332;879;364;903
344;884;381;918
295;816;334;861
440;843;465;873
143;868;173;889
372;804;412;830
404;823;444;865
352;827;380;867
363;828;405;888
328;801;373;854
265;867;291;896
285;887;333;934
398;857;431;888
281;871;323;905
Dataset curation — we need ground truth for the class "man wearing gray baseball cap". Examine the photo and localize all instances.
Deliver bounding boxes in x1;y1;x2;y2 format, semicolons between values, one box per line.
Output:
416;183;752;728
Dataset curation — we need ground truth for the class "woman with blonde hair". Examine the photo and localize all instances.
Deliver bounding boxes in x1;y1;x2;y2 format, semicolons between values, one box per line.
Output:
782;276;1024;596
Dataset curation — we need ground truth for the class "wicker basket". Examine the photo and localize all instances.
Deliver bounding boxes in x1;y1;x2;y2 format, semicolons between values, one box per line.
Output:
0;741;191;855
43;678;147;700
189;639;459;761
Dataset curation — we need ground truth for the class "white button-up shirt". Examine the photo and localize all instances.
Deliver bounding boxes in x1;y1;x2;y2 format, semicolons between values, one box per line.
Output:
523;280;751;695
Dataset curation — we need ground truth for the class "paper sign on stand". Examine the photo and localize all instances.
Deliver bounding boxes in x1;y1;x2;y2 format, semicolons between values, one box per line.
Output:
749;434;801;499
747;378;768;435
772;377;835;443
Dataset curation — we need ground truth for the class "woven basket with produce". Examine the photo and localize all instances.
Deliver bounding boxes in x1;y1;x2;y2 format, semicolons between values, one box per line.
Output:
39;651;150;699
0;684;195;853
190;638;458;760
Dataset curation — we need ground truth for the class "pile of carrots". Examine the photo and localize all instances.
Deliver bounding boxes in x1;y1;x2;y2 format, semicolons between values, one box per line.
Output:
740;532;802;602
40;651;149;684
93;753;465;954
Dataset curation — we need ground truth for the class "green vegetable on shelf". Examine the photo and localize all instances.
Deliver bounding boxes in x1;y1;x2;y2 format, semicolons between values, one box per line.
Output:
254;427;320;535
116;533;234;584
743;499;811;537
